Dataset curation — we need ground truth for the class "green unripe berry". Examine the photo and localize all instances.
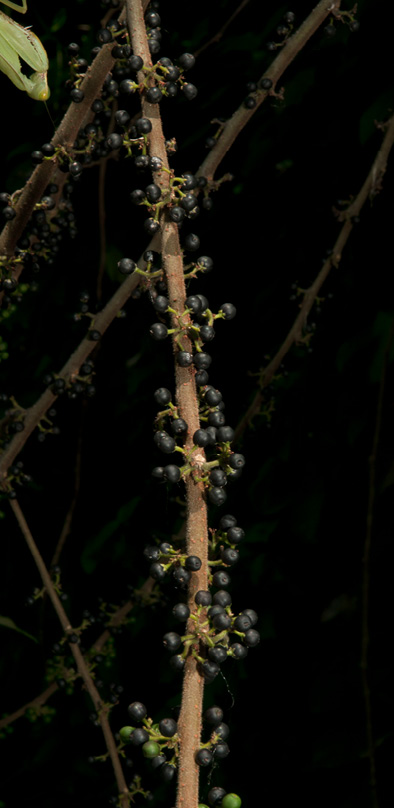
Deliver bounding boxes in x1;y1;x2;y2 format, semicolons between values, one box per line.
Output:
221;796;242;808
142;741;161;758
119;726;134;742
199;804;210;807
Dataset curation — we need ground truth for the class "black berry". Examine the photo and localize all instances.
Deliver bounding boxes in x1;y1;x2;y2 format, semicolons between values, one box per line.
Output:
172;603;190;621
128;701;147;721
159;718;177;737
195;590;212;606
185;555;202;571
163;632;182;651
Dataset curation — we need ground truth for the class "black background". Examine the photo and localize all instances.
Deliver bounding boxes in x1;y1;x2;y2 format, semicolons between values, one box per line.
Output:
0;1;393;807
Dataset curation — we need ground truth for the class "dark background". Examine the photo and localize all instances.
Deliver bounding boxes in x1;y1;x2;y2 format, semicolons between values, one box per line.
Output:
0;1;393;806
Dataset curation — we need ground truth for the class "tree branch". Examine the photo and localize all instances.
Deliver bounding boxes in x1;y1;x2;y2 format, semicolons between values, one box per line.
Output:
126;2;208;806
234;114;394;442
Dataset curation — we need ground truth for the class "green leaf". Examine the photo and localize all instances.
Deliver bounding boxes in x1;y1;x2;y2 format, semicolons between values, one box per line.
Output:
0;615;38;643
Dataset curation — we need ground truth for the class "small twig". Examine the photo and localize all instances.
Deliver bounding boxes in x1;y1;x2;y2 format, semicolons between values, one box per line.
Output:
194;0;251;58
361;322;394;808
8;498;130;808
197;0;342;182
234;114;394;443
50;406;84;569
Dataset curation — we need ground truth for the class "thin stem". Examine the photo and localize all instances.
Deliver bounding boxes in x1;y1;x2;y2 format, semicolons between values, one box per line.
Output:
126;3;208;807
234;114;394;443
50;405;84;569
361;322;394;808
194;0;251;58
9;498;130;808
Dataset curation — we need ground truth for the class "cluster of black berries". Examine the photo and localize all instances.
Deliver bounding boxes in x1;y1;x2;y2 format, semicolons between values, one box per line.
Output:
119;701;179;783
129;171;210;239
144;542;202;587
42;361;96;401
163;585;259;683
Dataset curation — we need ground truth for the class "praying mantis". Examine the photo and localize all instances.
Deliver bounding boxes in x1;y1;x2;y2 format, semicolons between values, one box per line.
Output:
0;0;49;100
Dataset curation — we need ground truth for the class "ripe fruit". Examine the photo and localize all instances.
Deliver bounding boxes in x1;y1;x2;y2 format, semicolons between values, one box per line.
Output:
219;514;236;531
208;787;226;805
118;258;136;275
183;83;198;100
154;387;171;405
158;717;177;737
185;555;202;571
184;232;200;251
171;418;188;435
201;660;219;680
212;571;231;588
177;351;193;367
213;741;230;758
208;487;227;506
195;590;212;606
130;189;145;205
136;117;152;134
233;614;252;632
150;323;168;340
127;702;147;721
163;632;182;651
146;86;163;103
130;728;150;745
195;748;213;766
163;465;181;483
172;602;190;621
213;590;232;607
227;526;245;543
208;645;228;664
260;77;273;90
178;53;196;70
194;352;212;370
220;303;236;320
212;613;231;631
243;628;261;647
220;547;239;566
193;428;210;447
228;453;245;469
